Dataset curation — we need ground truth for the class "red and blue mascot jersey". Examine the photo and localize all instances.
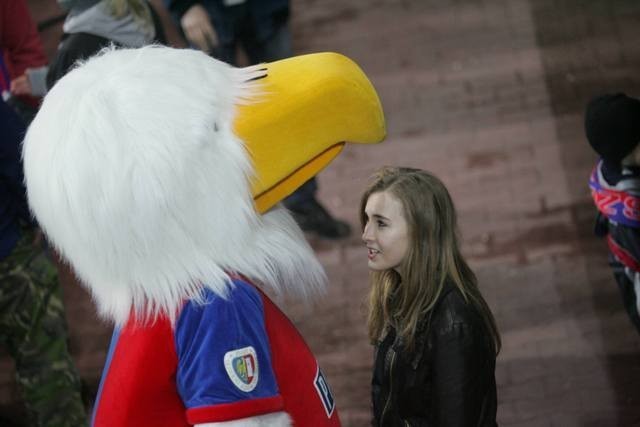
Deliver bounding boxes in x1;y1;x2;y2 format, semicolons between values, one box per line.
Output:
91;277;341;426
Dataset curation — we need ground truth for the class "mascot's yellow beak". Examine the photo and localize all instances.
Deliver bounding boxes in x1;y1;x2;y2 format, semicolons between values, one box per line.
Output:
234;52;386;213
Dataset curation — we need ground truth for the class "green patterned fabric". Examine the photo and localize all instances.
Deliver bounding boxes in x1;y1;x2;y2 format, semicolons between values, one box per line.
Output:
0;231;87;427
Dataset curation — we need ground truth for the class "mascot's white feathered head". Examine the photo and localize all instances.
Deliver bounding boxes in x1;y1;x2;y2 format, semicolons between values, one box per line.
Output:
23;46;384;326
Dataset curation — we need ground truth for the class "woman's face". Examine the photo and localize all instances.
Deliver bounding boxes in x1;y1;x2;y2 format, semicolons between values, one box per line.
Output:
362;191;410;275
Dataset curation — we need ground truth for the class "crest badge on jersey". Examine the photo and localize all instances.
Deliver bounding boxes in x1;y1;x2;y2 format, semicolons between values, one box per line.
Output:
224;346;259;392
314;366;335;417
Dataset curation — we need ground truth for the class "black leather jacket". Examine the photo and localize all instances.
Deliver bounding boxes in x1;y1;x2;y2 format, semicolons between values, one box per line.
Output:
371;283;497;426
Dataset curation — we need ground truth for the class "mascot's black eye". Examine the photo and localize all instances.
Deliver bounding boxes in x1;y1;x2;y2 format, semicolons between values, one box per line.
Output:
214;122;219;132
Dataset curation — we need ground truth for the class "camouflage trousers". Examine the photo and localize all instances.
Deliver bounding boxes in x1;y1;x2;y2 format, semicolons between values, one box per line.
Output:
0;231;88;427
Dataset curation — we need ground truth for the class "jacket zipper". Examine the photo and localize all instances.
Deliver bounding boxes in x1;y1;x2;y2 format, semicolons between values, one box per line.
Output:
380;349;396;426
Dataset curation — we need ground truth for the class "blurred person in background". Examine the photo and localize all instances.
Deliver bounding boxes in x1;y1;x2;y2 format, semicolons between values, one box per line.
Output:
1;5;87;425
360;167;500;426
46;0;166;89
586;93;640;336
164;0;352;240
1;0;48;124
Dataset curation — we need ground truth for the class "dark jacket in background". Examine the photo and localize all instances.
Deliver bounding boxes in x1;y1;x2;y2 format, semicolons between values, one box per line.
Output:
0;96;33;260
372;283;498;427
164;0;288;45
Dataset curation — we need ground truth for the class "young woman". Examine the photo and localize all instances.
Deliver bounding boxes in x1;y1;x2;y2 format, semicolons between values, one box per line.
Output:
361;167;500;426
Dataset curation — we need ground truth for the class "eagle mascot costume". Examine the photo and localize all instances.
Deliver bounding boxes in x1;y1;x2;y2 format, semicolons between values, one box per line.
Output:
22;46;384;426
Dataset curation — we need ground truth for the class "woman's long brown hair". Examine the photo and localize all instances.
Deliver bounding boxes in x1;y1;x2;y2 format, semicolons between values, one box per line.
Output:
360;167;501;353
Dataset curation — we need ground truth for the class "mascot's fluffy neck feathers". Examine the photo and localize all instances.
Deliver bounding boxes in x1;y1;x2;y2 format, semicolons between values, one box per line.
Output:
23;46;326;326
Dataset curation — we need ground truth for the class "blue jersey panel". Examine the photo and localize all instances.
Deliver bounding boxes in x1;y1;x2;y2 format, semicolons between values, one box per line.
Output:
175;279;279;409
91;327;121;426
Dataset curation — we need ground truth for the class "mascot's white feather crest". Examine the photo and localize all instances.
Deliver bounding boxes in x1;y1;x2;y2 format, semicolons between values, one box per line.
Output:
23;46;326;326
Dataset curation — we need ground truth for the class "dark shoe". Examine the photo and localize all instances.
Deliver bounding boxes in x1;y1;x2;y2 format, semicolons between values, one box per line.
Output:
289;198;351;239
